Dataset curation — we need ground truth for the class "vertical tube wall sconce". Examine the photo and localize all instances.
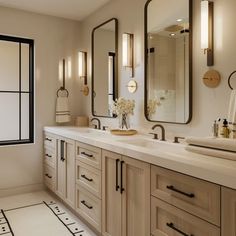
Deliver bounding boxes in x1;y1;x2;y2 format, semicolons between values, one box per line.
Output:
78;51;89;96
201;0;214;66
122;33;134;78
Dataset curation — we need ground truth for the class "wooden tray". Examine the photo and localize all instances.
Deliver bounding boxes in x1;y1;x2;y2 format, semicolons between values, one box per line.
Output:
110;129;138;136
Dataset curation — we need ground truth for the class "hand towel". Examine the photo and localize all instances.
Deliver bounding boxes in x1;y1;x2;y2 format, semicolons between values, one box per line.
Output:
56;97;71;123
185;145;236;161
228;90;236;124
185;136;236;152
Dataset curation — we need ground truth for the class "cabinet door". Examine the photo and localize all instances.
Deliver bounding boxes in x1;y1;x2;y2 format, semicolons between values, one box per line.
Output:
64;138;75;208
222;187;236;236
121;156;150;236
102;150;122;236
56;139;66;199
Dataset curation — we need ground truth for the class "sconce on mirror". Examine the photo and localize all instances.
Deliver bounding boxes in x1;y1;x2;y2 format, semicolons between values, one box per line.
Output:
201;0;214;66
78;51;89;96
122;33;134;78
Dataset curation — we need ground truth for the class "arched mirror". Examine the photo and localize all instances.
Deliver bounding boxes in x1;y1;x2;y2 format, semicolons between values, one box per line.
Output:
92;18;118;118
144;0;192;124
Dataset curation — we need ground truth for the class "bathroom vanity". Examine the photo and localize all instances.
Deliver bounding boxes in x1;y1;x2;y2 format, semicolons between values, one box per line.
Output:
43;127;236;236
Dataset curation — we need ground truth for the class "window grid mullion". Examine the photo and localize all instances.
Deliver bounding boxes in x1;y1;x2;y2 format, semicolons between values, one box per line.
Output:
19;42;22;140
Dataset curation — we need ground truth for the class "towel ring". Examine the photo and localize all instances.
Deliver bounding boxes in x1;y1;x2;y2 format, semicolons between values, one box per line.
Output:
57;87;69;97
228;71;236;90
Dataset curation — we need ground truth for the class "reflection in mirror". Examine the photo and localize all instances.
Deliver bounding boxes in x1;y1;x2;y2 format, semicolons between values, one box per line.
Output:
92;18;118;118
145;0;192;124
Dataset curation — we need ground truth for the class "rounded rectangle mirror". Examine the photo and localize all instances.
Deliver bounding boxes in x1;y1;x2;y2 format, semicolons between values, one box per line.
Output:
144;0;192;124
92;18;118;118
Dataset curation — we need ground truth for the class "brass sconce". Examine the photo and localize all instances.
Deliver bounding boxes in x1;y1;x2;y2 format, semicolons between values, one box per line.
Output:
122;33;134;78
201;0;214;66
78;51;89;96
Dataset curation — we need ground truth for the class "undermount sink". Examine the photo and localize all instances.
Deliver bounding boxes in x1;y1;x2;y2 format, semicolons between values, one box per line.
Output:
65;127;110;136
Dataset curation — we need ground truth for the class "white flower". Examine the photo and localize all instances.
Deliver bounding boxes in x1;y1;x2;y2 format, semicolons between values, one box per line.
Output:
111;97;135;116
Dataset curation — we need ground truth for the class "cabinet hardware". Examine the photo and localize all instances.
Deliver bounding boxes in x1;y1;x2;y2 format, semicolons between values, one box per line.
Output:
166;185;195;198
166;222;194;236
81;200;93;209
45;138;52;142
120;161;125;194
46;154;52;158
45;174;52;179
116;159;120;191
81;152;93;158
61;140;65;162
81;174;93;182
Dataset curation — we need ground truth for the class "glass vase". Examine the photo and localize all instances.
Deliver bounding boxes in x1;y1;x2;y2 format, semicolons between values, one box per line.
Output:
119;113;130;130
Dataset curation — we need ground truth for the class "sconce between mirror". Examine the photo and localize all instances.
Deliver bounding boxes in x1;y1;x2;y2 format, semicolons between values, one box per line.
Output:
78;51;89;96
201;0;214;66
122;33;134;78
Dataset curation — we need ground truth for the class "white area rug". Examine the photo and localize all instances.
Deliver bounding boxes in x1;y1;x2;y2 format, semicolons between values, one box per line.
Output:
1;200;91;236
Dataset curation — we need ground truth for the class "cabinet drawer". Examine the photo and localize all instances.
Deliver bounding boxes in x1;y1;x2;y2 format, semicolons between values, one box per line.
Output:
76;142;101;170
76;161;101;198
44;133;56;150
151;197;220;236
151;166;220;226
76;185;101;232
44;164;55;191
44;148;56;168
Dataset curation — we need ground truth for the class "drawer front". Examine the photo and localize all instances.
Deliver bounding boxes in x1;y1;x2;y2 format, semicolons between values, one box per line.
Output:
76;142;102;170
76;185;101;232
44;133;56;150
44;148;56;168
76;161;101;198
44;164;55;191
151;197;220;236
151;165;220;226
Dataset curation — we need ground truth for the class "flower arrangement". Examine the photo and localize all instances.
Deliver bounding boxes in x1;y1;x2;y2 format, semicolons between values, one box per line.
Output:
111;97;135;130
147;98;161;118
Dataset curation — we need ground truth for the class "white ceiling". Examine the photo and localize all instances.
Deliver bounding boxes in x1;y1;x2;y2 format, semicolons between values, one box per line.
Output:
0;0;111;21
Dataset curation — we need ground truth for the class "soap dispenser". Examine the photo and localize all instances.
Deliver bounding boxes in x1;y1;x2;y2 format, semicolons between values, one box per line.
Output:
220;119;231;138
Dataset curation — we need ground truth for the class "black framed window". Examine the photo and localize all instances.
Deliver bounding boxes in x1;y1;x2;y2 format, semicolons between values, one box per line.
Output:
0;35;34;146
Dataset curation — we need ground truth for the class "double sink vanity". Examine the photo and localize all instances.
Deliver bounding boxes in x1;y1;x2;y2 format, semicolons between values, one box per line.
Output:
43;126;236;236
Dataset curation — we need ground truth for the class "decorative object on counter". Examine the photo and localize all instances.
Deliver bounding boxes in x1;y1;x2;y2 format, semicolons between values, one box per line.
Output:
127;80;137;93
228;71;236;139
78;51;89;96
220;119;231;138
147;98;161;119
123;33;134;78
56;59;71;124
75;116;89;127
201;0;214;66
212;118;221;138
110;129;137;136
202;70;221;88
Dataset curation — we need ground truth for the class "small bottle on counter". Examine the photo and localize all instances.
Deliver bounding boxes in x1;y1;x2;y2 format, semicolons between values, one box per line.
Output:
220;119;231;138
212;118;221;138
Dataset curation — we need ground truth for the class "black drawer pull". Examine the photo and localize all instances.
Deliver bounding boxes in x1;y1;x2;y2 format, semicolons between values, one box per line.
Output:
120;161;125;194
45;138;52;142
81;152;93;158
166;185;195;198
81;174;93;182
116;159;120;191
45;174;52;179
81;200;93;209
167;223;194;236
46;154;52;158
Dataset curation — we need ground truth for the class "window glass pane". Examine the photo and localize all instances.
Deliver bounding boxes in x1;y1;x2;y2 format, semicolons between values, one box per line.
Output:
21;43;29;92
0;41;19;91
0;93;19;141
21;93;29;140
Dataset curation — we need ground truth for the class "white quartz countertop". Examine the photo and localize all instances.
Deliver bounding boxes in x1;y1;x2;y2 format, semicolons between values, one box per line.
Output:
44;126;236;190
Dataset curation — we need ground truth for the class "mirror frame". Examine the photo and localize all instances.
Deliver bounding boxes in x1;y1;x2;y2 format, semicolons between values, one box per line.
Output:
144;0;193;124
91;18;118;118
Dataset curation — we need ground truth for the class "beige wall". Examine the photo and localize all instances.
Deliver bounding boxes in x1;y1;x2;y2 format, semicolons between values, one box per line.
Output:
80;0;236;137
0;6;82;196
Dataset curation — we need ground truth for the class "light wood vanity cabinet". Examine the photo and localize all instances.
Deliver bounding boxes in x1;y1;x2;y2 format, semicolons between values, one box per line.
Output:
102;150;150;236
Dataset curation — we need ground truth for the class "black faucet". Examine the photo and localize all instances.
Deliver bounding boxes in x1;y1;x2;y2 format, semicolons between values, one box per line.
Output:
91;118;101;130
151;124;166;141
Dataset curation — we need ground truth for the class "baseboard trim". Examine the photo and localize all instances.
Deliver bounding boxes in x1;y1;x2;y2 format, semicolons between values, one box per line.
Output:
0;183;45;198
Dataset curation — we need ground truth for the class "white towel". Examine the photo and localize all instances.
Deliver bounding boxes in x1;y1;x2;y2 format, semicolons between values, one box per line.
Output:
228;90;236;124
185;145;236;161
56;97;71;123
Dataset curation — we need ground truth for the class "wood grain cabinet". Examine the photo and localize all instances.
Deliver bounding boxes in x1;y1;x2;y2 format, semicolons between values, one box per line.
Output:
222;187;236;236
102;150;150;236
